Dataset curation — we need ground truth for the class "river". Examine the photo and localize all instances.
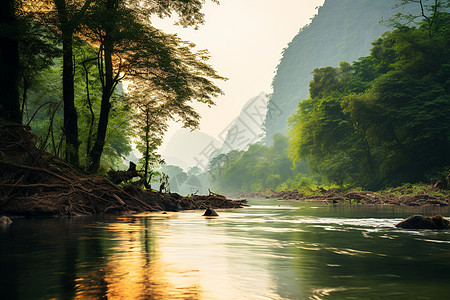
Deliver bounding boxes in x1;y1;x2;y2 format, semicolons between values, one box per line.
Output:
1;198;450;299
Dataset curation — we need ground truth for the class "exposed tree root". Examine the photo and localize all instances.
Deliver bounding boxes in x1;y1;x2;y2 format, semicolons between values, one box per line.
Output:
0;122;245;216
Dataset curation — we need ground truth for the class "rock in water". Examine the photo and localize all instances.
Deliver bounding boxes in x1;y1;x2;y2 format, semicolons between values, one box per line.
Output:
395;215;450;229
203;208;219;216
0;216;12;226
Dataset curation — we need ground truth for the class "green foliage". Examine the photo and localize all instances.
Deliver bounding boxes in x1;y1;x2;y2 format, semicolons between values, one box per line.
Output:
388;0;449;36
25;41;132;170
289;12;450;189
81;0;226;174
16;0;223;171
377;182;450;199
276;173;317;192
265;0;417;142
208;134;309;193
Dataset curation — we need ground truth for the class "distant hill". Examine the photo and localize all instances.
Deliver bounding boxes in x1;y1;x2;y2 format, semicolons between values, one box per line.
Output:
161;92;269;170
160;129;221;170
264;0;415;143
216;92;269;154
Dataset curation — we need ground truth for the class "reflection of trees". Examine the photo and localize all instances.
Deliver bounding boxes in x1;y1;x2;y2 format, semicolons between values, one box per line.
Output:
74;216;164;299
61;226;78;299
74;221;109;299
0;218;91;299
4;203;450;299
0;216;205;299
75;216;203;299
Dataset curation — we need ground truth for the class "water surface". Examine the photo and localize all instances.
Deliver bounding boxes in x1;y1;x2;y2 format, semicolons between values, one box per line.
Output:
1;198;450;299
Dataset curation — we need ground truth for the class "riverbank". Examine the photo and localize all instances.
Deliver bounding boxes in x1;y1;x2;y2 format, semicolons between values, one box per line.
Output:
0;177;247;216
235;185;449;207
0;123;245;217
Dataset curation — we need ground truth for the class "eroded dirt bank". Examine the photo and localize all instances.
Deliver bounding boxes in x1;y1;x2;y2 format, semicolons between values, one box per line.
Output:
0;123;245;217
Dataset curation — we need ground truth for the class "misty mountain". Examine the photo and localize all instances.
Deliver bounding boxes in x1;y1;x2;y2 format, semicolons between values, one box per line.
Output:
264;0;415;142
160;129;221;170
216;92;269;155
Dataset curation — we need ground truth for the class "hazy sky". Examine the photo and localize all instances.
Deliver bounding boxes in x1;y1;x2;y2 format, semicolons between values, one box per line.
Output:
153;0;325;143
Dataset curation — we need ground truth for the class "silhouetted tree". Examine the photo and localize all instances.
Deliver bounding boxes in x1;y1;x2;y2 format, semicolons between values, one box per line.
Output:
0;0;21;123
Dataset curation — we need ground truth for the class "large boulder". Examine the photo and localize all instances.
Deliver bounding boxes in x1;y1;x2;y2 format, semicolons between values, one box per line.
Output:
395;214;450;229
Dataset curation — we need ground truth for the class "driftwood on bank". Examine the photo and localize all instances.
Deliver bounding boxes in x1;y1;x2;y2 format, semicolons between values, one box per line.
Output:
0;123;245;217
300;189;449;206
237;186;449;207
107;162;142;184
269;189;305;200
121;186;246;212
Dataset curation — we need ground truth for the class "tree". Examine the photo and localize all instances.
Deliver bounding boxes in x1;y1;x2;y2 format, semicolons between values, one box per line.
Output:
54;0;95;166
84;0;224;172
207;134;308;193
19;0;223;171
84;0;122;172
289;12;450;188
134;101;166;189
17;18;60;123
390;0;450;36
0;0;21;123
21;0;96;165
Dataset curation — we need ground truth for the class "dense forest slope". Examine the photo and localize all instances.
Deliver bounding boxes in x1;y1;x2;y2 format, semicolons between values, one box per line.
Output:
264;0;413;142
209;1;449;193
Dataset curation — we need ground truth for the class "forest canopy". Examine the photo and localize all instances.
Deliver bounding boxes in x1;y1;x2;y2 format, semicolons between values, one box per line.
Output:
209;2;449;193
0;0;223;184
288;10;450;189
1;0;449;194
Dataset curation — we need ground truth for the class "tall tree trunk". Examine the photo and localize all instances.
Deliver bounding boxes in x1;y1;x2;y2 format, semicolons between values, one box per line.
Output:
88;35;115;172
62;29;80;166
55;0;79;166
82;60;96;157
0;0;21;124
144;107;150;186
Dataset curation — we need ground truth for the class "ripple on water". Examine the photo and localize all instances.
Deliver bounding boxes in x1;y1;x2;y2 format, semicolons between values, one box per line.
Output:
3;199;450;300
325;247;388;257
420;239;450;244
309;287;372;299
245;205;300;210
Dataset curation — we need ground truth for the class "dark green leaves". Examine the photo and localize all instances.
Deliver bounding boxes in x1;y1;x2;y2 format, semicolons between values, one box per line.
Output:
289;13;450;188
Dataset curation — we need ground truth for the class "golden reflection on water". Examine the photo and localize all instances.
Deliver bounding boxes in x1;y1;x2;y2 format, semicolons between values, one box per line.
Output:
72;212;279;299
73;216;204;299
155;213;280;300
3;200;450;299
